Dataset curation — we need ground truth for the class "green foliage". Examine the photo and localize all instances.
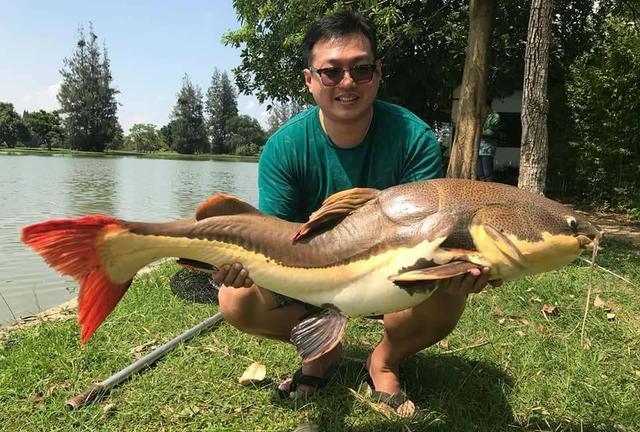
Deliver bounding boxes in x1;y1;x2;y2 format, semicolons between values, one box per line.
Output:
0;102;28;148
224;1;608;123
171;75;208;154
226;114;266;155
22;110;65;150
125;123;166;153
159;121;175;149
567;16;640;212
57;24;120;152
266;100;306;136
206;69;239;154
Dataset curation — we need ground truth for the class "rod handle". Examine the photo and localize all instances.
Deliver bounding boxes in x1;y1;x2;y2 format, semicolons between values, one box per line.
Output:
66;383;105;410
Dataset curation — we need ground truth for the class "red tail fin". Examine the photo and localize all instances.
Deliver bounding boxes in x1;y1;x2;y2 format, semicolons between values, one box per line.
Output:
21;215;133;343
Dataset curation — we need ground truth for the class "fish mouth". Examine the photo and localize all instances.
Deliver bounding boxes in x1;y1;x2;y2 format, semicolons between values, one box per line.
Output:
577;229;604;251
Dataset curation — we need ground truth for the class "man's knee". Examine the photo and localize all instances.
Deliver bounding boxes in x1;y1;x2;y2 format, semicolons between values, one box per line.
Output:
218;285;259;331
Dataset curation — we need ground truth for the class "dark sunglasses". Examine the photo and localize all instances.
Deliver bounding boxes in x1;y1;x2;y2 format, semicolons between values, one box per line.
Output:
309;64;377;87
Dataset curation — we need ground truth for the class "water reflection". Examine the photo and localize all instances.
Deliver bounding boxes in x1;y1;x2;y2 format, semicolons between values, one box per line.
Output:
0;154;258;325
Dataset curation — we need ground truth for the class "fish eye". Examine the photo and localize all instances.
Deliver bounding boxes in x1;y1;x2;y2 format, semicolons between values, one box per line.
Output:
566;217;578;231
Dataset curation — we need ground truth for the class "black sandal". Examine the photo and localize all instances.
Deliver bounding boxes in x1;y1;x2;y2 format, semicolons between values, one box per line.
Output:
359;365;420;418
275;365;337;399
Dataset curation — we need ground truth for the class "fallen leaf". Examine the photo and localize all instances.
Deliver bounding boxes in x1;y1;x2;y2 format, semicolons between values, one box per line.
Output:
607;313;616;321
293;422;320;432
498;318;506;325
102;403;117;415
492;307;504;318
516;330;526;337
537;323;551;337
509;316;529;326
634;370;640;377
582;338;592;350
530;295;543;303
437;339;449;350
594;295;613;312
32;382;71;402
541;304;559;317
238;362;266;385
129;339;158;358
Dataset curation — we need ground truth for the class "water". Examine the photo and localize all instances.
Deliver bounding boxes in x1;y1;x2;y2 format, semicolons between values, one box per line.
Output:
0;154;258;325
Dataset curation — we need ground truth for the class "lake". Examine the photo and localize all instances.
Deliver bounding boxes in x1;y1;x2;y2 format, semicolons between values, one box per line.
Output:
0;154;258;325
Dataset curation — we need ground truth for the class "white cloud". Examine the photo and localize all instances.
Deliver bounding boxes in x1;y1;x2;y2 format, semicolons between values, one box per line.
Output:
16;82;61;113
238;94;270;129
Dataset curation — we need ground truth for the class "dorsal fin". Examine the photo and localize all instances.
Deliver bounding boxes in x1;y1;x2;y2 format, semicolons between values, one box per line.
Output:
293;187;379;241
195;194;259;221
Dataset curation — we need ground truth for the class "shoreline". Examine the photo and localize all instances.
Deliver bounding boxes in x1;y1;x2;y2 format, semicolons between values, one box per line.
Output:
0;259;173;337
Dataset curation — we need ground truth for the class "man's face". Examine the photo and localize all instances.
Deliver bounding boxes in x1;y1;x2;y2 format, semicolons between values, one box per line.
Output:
304;34;381;124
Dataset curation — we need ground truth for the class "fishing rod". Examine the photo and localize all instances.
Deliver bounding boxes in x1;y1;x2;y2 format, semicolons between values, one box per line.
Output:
66;312;224;409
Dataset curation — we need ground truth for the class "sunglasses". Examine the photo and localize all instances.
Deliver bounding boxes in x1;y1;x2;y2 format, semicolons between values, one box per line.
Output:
309;64;377;87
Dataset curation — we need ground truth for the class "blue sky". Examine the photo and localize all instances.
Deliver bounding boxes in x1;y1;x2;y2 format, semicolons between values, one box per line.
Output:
0;0;271;132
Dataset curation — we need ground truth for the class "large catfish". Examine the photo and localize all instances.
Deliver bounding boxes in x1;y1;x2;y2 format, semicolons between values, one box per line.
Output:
22;179;601;361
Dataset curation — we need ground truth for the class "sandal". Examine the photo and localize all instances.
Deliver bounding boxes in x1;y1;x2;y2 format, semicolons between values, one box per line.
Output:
358;365;419;418
275;365;338;399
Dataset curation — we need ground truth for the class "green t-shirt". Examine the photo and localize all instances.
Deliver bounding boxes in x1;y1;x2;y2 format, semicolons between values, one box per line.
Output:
258;99;443;222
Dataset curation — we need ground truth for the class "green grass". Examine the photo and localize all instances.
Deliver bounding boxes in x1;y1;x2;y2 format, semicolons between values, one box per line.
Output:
1;238;639;431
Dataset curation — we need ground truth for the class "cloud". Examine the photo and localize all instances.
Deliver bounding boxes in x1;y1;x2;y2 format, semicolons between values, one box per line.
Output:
238;94;269;128
16;82;61;113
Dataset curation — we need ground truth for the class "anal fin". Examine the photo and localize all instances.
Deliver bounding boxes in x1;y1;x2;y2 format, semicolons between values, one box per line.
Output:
389;261;479;283
290;309;348;363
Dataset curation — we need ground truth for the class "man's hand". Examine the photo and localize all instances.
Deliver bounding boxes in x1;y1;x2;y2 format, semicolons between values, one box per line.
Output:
212;263;254;288
440;267;502;296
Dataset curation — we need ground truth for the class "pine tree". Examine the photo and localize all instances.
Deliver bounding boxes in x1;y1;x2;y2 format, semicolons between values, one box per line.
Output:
57;24;120;151
171;75;208;154
206;69;238;154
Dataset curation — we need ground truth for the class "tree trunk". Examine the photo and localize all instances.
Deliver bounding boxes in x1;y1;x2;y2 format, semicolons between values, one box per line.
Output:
518;0;553;194
447;0;495;179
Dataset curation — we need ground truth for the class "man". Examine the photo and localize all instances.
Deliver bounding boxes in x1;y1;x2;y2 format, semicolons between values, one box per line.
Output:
214;10;493;414
477;99;501;181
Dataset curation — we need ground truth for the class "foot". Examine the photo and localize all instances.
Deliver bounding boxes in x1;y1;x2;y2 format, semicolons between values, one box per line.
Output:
365;352;416;417
277;343;342;397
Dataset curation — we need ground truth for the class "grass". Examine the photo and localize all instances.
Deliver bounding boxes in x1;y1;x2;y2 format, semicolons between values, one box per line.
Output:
1;238;639;431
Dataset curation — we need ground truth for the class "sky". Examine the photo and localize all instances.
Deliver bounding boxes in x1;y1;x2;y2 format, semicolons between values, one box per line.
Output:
0;0;271;132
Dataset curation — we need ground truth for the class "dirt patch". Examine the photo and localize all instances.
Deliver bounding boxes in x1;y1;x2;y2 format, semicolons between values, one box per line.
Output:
574;208;640;245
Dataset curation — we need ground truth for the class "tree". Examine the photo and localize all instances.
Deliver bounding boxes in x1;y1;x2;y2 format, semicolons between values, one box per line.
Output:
447;0;496;179
159;121;175;150
266;100;305;136
567;15;640;210
0;103;27;148
23;110;64;150
171;75;208;154
226;114;266;155
125;123;165;153
57;25;120;152
518;0;554;194
206;68;238;154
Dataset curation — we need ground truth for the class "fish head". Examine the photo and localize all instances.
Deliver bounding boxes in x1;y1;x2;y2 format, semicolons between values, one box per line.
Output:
467;197;603;280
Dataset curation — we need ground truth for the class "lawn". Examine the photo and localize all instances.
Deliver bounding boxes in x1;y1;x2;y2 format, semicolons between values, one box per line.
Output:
1;238;638;431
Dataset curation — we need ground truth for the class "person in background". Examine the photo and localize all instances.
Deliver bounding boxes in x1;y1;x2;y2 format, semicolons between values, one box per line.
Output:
212;10;496;416
477;99;501;181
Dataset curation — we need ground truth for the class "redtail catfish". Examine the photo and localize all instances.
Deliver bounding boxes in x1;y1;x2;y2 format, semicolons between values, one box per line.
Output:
22;179;601;362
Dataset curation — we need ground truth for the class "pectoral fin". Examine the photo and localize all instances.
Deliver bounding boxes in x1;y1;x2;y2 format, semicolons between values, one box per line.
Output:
389;261;480;282
293;187;379;241
290;309;348;363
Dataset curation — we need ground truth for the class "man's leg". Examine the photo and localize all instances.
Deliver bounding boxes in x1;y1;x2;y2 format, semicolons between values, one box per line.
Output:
218;284;342;395
367;269;491;397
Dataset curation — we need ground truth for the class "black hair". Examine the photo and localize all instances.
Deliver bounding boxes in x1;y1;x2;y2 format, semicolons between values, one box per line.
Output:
302;10;377;66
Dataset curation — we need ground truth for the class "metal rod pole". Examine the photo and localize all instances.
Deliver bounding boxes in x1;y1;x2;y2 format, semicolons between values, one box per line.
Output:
66;312;224;409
